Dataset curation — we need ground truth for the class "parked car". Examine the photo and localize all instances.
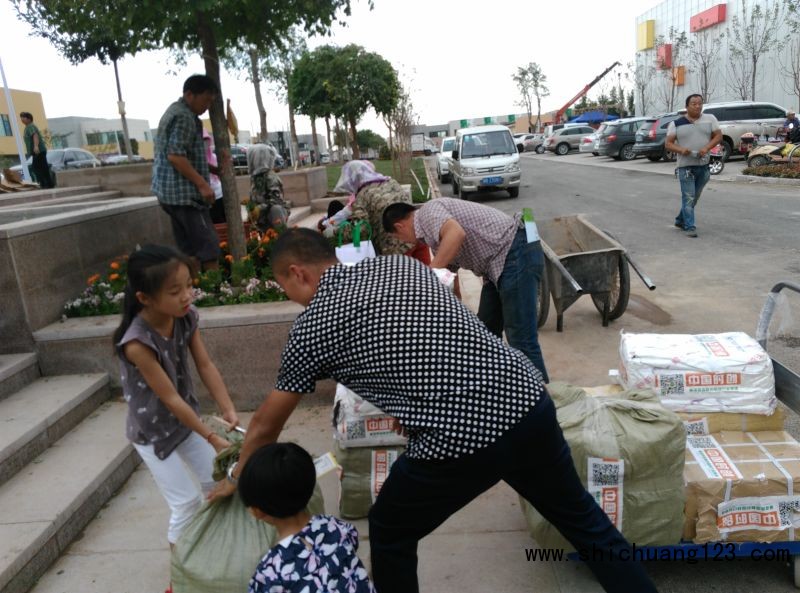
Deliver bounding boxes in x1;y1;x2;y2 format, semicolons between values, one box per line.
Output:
596;117;650;160
578;125;608;156
437;136;456;182
103;154;146;165
632;112;681;162
701;101;787;160
230;144;249;173
10;148;102;184
527;133;546;153
542;122;587;138
543;126;596;155
512;133;544;153
449;125;520;198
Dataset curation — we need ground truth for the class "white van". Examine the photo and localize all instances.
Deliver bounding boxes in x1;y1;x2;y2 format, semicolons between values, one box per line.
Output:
449;125;521;199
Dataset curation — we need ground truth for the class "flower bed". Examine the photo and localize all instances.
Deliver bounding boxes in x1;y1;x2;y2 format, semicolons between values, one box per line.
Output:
742;163;800;178
63;227;287;318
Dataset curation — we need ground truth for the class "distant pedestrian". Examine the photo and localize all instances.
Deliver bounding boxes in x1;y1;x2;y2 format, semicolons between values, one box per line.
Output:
384;198;548;382
664;94;722;238
784;109;800;144
247;144;290;232
20;112;53;188
152;75;221;270
202;130;226;224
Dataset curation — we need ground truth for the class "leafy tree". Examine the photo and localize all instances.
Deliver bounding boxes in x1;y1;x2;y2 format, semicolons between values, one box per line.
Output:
655;28;689;112
627;60;656;116
512;63;549;133
321;45;401;159
11;0;152;160
263;29;307;167
726;41;754;100
688;21;724;102
727;0;785;101
289;46;339;165
356;129;386;151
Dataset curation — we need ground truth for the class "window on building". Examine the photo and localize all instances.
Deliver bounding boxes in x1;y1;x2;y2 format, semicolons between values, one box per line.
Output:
85;130;123;145
0;114;12;137
144;131;151;141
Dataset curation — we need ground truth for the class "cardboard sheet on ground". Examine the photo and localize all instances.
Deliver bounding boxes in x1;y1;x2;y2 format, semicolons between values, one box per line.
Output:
521;383;686;550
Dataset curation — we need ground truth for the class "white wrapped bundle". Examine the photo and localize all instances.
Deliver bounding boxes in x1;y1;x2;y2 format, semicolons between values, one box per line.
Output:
618;331;776;414
333;384;408;448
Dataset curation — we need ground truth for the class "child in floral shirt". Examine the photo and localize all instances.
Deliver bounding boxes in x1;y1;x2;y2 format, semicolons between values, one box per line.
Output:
238;443;375;593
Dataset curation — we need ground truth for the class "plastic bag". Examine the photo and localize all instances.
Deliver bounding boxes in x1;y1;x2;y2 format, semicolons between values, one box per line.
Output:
335;220;376;266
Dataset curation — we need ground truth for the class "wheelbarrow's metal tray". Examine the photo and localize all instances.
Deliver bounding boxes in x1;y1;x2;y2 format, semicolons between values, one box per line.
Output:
536;214;654;332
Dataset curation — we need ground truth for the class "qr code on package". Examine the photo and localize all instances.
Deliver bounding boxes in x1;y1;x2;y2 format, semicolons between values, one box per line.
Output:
778;500;800;528
687;436;718;450
659;373;685;396
344;420;366;440
591;461;621;487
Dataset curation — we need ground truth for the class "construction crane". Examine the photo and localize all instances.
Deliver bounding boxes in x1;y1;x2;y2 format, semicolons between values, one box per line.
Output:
554;61;621;123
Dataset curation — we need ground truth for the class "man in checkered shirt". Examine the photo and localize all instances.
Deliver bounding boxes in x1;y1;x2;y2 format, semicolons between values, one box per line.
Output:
383;198;549;382
212;229;657;593
152;75;221;270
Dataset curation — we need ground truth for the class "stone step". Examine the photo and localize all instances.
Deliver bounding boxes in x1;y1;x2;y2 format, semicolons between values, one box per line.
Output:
0;186;104;209
0;401;138;593
23;190;123;209
287;204;311;225
310;195;346;213
0;374;110;487
0;354;39;403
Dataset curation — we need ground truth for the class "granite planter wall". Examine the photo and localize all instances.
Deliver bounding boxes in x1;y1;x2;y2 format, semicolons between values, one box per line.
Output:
33;301;335;412
0;198;174;353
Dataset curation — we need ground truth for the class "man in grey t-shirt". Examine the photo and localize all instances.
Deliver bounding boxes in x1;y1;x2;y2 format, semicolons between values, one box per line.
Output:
665;94;722;238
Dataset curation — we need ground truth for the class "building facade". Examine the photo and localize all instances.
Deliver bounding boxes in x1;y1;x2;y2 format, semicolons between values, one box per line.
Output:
47;116;155;159
635;0;799;116
0;88;47;162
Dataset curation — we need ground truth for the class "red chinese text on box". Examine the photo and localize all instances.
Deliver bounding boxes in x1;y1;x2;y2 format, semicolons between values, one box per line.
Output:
686;372;741;387
602;487;619;525
366;417;394;433
718;510;780;529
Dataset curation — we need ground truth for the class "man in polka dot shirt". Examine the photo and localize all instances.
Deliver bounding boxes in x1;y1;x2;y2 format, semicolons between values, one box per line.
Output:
211;229;657;593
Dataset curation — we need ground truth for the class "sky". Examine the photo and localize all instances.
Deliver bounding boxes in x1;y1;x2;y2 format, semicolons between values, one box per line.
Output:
0;0;664;142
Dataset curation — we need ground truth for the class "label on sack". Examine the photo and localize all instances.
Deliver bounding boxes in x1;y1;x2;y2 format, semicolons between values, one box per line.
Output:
684;417;710;436
588;457;624;530
314;452;341;478
655;371;742;396
687;435;743;480
717;496;800;533
370;450;399;502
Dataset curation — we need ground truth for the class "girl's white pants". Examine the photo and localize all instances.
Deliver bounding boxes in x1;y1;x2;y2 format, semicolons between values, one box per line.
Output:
133;432;217;543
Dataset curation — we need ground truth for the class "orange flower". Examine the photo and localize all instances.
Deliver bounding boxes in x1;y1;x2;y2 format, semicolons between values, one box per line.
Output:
193;278;200;286
219;241;228;249
267;228;278;239
261;236;271;245
87;274;101;285
109;261;121;270
109;273;120;281
225;254;234;263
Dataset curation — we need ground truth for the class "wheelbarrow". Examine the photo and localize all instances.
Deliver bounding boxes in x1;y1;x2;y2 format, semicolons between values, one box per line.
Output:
536;214;655;332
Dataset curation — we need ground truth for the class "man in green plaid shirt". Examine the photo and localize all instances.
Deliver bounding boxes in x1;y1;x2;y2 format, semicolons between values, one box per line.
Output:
152;75;221;269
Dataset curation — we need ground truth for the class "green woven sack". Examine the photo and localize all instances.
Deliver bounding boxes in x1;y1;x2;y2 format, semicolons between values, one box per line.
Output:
172;436;325;593
335;441;405;519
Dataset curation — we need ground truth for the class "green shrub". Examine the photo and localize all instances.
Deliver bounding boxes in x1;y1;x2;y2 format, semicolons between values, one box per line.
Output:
742;163;800;178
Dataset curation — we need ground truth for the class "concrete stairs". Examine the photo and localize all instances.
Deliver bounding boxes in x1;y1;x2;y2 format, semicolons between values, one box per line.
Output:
0;186;121;209
0;353;138;593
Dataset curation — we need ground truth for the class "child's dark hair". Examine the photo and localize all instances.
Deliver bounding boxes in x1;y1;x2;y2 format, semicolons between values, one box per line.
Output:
112;244;194;350
238;443;316;518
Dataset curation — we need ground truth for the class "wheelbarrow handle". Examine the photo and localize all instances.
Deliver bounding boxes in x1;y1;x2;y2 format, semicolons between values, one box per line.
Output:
756;281;800;348
541;242;583;294
624;253;656;291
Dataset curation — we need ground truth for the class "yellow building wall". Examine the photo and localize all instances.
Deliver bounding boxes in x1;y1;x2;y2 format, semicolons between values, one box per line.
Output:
0;89;47;157
637;20;655;51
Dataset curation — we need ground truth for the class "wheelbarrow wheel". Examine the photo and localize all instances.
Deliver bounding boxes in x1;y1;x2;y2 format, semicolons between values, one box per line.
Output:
793;555;800;588
537;263;550;329
591;255;630;321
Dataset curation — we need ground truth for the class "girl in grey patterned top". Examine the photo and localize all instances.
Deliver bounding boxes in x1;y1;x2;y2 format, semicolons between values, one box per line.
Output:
113;245;239;553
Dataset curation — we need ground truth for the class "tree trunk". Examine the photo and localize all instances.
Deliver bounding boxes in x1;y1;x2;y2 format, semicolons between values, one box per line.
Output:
535;97;542;133
196;10;245;259
288;98;300;169
325;116;332;156
310;117;319;165
112;59;133;160
752;56;757;101
248;49;268;142
348;116;360;160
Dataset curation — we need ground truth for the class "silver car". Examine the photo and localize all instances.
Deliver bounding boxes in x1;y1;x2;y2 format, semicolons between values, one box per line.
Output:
437;136;456;182
578;125;607;156
543;126;596;155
